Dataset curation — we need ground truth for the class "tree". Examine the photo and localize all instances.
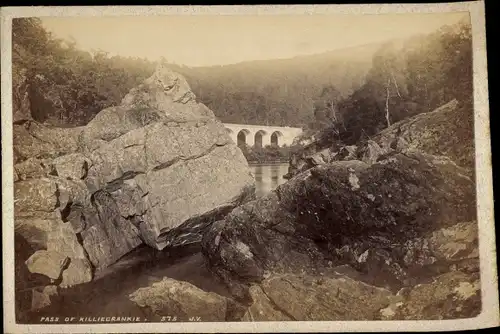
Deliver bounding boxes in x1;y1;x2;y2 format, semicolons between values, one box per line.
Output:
312;85;343;133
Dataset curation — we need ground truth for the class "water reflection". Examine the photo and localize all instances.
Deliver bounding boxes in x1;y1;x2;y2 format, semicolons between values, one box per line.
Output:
249;163;289;197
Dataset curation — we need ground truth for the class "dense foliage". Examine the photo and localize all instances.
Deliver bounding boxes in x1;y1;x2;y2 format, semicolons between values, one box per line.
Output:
12;18;375;127
175;46;376;127
12;17;472;146
328;20;473;145
13;18;156;125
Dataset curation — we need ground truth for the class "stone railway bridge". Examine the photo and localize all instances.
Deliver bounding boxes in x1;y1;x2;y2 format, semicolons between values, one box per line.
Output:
223;123;303;148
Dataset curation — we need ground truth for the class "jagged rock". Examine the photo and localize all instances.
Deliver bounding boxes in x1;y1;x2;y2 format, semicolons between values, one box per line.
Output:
245;273;395;321
287;99;473;180
128;277;244;321
14;65;255;283
25;250;69;280
306;148;336;166
60;258;93;288
14;177;91;219
14;158;54;181
15;214;93;286
286;144;355;180
80;190;143;269
429;221;479;262
78;63;215;154
203;151;476;298
53;153;89;180
13;121;82;164
391;270;481;320
15;233;52;295
242;285;293;321
371;99;474;174
20;215;74;253
286;146;337;179
327;221;479;292
31;285;59;311
14;178;59;214
359;140;388;164
337;145;358;161
56;178;92;209
78;66;254;252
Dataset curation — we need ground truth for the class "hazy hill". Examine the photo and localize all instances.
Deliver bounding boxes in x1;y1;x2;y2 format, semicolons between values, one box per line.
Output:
12;17;471;136
173;43;380;127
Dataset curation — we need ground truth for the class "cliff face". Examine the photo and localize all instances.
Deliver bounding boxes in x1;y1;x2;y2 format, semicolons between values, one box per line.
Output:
13;65;255;314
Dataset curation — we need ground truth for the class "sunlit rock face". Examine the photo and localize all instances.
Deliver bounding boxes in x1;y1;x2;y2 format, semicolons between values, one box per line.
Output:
13;64;256;298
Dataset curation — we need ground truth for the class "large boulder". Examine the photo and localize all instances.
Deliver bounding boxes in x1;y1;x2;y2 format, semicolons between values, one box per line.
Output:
128;277;245;321
13;121;83;164
15;212;94;287
390;270;481;320
25;250;69;280
30;285;59;312
13;64;255;299
202;150;478;309
370;99;475;175
242;273;395;321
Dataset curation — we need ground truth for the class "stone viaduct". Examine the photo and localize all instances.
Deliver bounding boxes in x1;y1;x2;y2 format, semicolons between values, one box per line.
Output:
223;123;303;148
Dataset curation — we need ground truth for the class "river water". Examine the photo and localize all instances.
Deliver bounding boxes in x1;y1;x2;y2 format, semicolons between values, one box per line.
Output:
249;163;289;197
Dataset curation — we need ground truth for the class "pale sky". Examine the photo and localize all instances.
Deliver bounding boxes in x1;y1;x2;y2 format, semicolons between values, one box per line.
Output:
40;12;469;67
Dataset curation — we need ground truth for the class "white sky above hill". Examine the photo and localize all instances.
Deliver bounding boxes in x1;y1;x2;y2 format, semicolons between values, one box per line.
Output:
41;11;469;67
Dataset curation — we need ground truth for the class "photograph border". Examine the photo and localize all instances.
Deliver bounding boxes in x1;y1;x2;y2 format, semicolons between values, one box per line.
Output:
2;1;498;332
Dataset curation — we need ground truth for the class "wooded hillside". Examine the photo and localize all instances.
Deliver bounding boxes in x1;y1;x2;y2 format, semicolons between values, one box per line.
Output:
12;17;472;143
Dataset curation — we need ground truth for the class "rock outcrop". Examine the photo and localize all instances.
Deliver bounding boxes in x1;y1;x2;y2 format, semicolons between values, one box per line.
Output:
202;146;479;319
13;65;255;316
389;270;481;320
286;99;474;179
242;273;395;321
129;277;245;321
370;99;475;175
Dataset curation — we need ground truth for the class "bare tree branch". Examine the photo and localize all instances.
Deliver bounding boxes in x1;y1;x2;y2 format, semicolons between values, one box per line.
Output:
385;77;391;127
390;70;402;98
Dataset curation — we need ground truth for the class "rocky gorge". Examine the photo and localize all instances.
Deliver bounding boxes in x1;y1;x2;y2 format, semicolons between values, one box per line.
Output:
13;67;481;322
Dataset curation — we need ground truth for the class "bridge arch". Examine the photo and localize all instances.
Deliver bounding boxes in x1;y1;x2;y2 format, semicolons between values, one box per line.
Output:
223;123;303;148
270;131;284;147
254;130;269;148
237;129;251;147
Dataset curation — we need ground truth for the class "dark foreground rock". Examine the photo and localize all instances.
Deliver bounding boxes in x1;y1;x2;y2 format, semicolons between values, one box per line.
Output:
202;148;479;319
385;270;481;320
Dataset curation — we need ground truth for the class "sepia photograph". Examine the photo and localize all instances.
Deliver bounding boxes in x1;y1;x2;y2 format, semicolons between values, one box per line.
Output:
1;2;498;333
